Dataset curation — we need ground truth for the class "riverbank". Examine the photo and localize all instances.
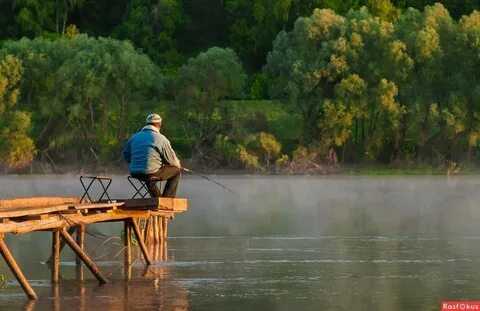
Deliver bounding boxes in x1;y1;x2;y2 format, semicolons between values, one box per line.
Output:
2;160;479;176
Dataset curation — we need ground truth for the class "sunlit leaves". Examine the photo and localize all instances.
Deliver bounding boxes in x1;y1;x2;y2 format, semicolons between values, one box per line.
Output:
0;55;36;169
265;3;480;162
1;35;158;162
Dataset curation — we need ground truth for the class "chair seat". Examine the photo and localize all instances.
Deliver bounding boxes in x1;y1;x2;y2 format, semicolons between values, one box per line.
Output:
127;175;162;199
130;174;163;182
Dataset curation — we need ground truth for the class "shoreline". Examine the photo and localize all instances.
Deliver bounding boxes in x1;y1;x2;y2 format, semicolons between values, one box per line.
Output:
1;164;478;176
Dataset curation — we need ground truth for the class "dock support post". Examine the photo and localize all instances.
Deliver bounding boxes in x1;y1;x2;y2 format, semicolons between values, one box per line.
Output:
46;227;75;264
143;218;151;245
158;217;163;243
130;219;152;265
0;234;38;300
124;220;132;279
162;217;168;241
76;225;85;280
52;229;60;283
154;216;160;244
60;228;107;284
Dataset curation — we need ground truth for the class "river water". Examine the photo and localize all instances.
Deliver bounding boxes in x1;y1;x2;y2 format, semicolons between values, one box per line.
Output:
1;175;480;310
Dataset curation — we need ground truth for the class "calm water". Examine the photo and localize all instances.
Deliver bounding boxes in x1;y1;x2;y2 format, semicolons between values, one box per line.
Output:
1;175;480;310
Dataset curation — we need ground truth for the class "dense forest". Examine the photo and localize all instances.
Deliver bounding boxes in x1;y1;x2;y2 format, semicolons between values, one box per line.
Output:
1;0;480;172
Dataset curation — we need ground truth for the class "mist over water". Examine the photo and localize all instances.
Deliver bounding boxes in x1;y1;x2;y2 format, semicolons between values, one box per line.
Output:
1;175;480;310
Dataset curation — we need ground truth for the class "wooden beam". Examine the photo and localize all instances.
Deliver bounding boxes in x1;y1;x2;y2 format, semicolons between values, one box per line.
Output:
51;230;60;283
0;207;179;235
0;235;37;299
0;197;80;209
0;204;72;219
69;202;124;211
0;202;125;219
143;217;151;243
154;216;159;244
159;217;164;242
124;221;132;280
46;227;75;265
76;225;85;280
121;198;188;211
162;217;168;240
60;228;107;284
130;219;152;265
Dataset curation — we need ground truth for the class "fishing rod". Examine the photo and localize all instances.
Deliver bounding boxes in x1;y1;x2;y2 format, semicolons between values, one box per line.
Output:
181;168;236;194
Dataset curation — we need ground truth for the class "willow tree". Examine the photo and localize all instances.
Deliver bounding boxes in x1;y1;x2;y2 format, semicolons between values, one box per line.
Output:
265;7;413;161
395;4;457;162
265;8;347;145
0;55;35;169
447;11;480;159
2;35;159;164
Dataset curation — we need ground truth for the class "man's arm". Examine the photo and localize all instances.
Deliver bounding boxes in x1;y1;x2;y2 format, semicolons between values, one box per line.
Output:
160;137;181;168
122;138;132;163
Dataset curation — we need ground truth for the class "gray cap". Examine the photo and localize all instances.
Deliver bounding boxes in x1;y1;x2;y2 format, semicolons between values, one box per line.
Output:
146;113;162;124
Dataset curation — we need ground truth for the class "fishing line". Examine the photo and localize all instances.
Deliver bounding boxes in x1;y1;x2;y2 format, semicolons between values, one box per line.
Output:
181;168;236;194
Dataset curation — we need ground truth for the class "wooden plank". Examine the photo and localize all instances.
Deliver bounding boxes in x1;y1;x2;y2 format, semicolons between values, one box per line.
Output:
0;197;80;209
0;201;123;219
0;235;38;299
60;228;107;284
0;198;182;220
0;204;72;219
70;202;124;210
20;214;51;221
0;217;65;234
121;198;188;211
167;198;188;212
0;209;178;234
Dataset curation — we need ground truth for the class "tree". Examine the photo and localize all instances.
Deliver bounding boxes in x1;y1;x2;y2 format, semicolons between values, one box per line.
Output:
395;4;457;161
264;8;348;144
225;0;294;69
0;55;35;169
2;35;159;164
175;47;246;156
113;0;185;67
265;7;413;161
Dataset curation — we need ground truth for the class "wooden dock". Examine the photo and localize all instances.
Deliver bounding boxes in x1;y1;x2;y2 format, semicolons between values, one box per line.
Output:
0;195;188;299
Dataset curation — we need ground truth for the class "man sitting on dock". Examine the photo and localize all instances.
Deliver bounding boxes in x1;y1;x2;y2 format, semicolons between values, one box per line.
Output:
123;113;181;197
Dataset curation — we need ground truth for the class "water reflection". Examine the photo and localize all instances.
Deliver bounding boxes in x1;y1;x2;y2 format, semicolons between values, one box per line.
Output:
1;241;189;311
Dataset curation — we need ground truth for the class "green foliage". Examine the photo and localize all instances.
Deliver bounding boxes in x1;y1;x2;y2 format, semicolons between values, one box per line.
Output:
225;0;294;69
1;35;159;164
175;47;246;154
0;273;5;288
237;145;261;170
213;131;285;171
4;2;480;170
213;135;240;166
368;0;400;21
113;0;184;67
263;3;480;164
247;132;283;168
0;55;36;169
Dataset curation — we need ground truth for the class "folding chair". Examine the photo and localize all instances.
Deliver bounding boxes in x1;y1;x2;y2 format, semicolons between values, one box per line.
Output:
127;175;162;199
80;176;113;203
